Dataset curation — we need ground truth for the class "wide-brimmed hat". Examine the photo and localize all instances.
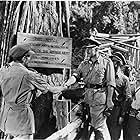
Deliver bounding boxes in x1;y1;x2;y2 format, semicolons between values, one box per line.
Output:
9;44;34;59
110;52;126;65
82;36;101;48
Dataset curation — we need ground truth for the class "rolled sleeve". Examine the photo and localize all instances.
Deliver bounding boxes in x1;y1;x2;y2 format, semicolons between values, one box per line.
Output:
106;59;116;87
72;62;83;81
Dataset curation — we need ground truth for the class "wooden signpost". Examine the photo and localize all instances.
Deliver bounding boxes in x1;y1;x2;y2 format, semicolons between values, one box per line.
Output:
17;32;72;69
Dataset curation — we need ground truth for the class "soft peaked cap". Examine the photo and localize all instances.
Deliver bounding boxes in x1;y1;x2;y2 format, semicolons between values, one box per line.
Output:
9;44;32;59
110;52;126;65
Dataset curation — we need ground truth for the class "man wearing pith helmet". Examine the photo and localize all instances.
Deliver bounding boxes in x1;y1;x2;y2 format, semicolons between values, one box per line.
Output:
63;36;116;140
0;44;64;140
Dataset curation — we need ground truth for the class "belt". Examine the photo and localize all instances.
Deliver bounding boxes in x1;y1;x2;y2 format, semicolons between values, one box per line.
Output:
86;84;105;89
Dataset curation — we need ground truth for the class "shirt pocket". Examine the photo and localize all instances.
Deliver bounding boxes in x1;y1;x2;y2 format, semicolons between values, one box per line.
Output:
95;66;105;83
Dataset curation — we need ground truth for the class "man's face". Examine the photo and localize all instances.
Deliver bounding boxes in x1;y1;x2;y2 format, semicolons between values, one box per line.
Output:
85;46;99;59
22;51;34;67
112;59;118;67
112;58;120;72
91;47;99;57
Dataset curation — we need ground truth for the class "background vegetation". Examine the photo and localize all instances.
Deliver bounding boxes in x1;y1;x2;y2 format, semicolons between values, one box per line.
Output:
0;1;140;68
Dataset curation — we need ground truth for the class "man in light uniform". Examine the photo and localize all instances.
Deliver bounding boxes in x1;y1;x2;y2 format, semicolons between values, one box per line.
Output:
63;37;116;140
126;78;140;140
0;44;63;140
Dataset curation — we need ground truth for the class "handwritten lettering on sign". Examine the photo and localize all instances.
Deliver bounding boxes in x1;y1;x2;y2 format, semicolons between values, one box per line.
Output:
17;32;72;68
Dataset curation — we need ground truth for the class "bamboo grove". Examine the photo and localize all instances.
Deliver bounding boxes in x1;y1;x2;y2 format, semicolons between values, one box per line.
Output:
0;1;140;69
0;1;70;67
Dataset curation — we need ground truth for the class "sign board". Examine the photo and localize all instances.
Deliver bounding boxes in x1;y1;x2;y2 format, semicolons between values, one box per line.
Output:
17;32;72;69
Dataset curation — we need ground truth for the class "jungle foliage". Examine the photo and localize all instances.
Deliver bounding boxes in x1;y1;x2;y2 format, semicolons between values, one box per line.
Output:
70;1;139;67
0;1;139;68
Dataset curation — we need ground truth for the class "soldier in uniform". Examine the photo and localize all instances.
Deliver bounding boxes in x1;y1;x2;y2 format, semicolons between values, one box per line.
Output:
63;37;116;140
106;52;132;140
0;44;64;140
126;79;140;140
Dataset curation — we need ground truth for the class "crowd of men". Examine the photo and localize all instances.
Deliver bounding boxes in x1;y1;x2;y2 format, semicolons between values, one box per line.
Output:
0;36;140;140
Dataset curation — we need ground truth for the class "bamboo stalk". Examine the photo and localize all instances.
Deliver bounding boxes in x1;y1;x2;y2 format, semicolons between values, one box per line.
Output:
1;1;9;67
110;45;128;52
12;1;23;34
99;37;140;50
63;1;70;38
5;1;15;63
13;1;20;34
31;1;36;34
128;47;132;61
110;34;140;37
26;1;31;33
13;1;22;21
37;1;44;34
136;39;140;69
53;2;60;36
107;38;140;50
55;1;61;36
59;1;63;37
1;1;13;66
50;1;59;36
0;2;6;63
135;49;138;69
29;1;33;33
19;1;29;32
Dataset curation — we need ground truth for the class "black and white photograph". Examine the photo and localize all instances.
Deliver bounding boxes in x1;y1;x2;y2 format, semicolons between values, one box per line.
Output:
0;1;140;140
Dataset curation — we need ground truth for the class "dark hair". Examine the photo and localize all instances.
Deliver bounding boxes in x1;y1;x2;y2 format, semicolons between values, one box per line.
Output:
7;56;13;63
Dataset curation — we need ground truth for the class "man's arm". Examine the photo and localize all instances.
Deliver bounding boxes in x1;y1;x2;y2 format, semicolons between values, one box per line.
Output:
63;75;77;88
125;76;132;99
107;85;115;108
25;72;64;94
64;62;83;88
106;59;116;108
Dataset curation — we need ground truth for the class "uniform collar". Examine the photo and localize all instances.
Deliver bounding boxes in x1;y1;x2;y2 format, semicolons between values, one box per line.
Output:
89;55;101;64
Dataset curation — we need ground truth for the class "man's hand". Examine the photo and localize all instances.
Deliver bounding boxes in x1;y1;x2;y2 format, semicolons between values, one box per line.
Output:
118;117;124;125
49;85;67;94
136;111;140;121
104;99;114;117
106;99;114;109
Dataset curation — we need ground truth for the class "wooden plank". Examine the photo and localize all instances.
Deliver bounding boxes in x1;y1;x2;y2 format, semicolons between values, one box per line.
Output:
94;36;140;50
45;118;82;140
110;45;128;52
17;32;72;69
100;37;140;50
87;44;128;52
110;34;140;37
136;39;140;69
53;99;71;130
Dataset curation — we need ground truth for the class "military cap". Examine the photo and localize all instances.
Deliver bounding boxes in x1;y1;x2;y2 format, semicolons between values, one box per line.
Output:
9;44;34;59
110;52;126;65
82;36;101;48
